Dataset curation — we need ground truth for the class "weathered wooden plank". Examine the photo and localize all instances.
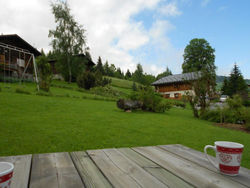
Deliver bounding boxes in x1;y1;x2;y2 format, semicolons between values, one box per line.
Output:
29;152;84;188
70;151;112;188
87;149;140;188
159;144;250;187
0;154;31;188
103;148;167;188
133;146;246;188
118;148;194;188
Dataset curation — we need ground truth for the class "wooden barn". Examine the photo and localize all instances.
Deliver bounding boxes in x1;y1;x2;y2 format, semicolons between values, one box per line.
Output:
152;72;200;99
0;34;41;81
48;53;95;76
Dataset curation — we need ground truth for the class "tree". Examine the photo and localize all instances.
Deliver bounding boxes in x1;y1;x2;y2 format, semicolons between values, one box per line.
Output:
224;64;248;98
182;38;216;74
156;67;172;80
103;61;110;76
132;64;144;84
182;39;217;117
95;56;104;74
109;64;116;77
49;1;87;83
36;55;52;92
115;67;124;79
125;69;132;80
221;78;229;95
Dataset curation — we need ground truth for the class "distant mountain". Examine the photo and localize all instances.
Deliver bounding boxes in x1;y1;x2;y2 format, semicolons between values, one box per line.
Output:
216;75;250;84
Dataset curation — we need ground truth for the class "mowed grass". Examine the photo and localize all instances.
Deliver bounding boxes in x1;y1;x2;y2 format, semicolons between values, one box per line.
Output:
0;86;250;168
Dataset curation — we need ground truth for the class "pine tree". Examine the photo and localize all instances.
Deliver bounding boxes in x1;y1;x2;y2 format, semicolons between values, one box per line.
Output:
156;67;172;80
95;56;104;74
221;78;229;95
227;64;248;97
125;69;132;80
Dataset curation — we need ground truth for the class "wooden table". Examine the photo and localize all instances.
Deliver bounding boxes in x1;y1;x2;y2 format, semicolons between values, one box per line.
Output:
0;144;249;188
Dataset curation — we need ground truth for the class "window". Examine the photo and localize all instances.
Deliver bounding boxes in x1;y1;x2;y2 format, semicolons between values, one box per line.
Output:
165;94;170;98
174;93;180;98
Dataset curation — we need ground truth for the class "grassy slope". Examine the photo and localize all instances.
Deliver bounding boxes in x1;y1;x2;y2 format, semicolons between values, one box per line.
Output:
0;82;250;169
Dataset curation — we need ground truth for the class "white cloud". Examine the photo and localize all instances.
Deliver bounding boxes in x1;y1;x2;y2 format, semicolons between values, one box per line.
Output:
158;2;182;16
0;0;183;75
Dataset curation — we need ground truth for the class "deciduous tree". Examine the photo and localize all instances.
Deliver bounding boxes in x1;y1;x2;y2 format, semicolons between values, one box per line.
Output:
49;1;87;83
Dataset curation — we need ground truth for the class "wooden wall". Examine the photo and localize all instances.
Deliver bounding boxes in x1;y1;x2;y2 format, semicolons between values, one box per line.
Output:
156;82;192;93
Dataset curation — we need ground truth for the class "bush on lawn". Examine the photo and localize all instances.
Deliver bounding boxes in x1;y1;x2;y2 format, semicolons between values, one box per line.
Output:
15;87;31;95
127;86;172;112
77;71;112;90
202;95;247;124
77;71;96;90
36;55;52;92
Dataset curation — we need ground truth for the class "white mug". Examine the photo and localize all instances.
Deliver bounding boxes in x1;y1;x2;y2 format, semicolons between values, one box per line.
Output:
0;162;14;188
204;141;244;176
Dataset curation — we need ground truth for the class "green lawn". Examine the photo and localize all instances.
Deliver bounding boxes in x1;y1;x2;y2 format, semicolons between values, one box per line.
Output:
0;81;250;169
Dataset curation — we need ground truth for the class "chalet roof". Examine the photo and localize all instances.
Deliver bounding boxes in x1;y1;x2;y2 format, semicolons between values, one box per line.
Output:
152;72;201;86
0;34;41;56
75;53;95;66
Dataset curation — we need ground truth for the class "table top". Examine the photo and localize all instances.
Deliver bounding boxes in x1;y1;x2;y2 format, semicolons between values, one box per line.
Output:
0;144;249;188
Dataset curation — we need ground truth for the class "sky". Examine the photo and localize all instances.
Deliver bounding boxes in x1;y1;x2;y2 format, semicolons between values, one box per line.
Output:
0;0;249;78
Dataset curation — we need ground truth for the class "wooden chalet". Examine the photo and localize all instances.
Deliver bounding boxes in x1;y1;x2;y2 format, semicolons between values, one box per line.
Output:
48;53;95;75
152;72;200;99
0;34;41;80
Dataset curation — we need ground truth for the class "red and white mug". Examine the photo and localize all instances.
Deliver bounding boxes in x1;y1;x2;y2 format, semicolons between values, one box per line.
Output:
0;162;14;188
204;141;244;176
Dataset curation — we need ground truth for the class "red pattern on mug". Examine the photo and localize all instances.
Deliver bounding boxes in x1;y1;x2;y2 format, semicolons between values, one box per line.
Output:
219;153;232;164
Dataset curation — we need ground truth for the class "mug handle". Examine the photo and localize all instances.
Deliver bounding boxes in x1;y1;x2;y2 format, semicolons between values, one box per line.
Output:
204;145;218;170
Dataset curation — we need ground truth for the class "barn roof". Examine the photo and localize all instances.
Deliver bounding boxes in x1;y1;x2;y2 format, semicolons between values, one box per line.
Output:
0;34;41;56
152;72;201;86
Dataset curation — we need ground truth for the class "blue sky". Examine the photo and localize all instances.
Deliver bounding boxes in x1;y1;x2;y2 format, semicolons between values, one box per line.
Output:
1;0;249;78
131;0;250;78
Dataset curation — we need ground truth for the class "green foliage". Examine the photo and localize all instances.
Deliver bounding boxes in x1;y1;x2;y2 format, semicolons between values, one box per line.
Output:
15;87;31;95
156;67;172;80
95;56;104;74
222;64;248;98
49;1;87;83
202;95;247;124
77;71;96;90
90;86;124;98
36;55;52;92
125;69;132;80
114;67;124;79
182;39;216;117
131;64;156;85
132;82;137;91
244;110;250;130
129;86;172;112
182;38;216;74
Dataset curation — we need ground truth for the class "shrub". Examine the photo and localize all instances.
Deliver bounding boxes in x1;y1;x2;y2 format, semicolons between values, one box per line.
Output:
36;55;52;92
128;86;172;113
15;87;31;95
90;86;124;98
243;109;250;130
77;71;96;90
